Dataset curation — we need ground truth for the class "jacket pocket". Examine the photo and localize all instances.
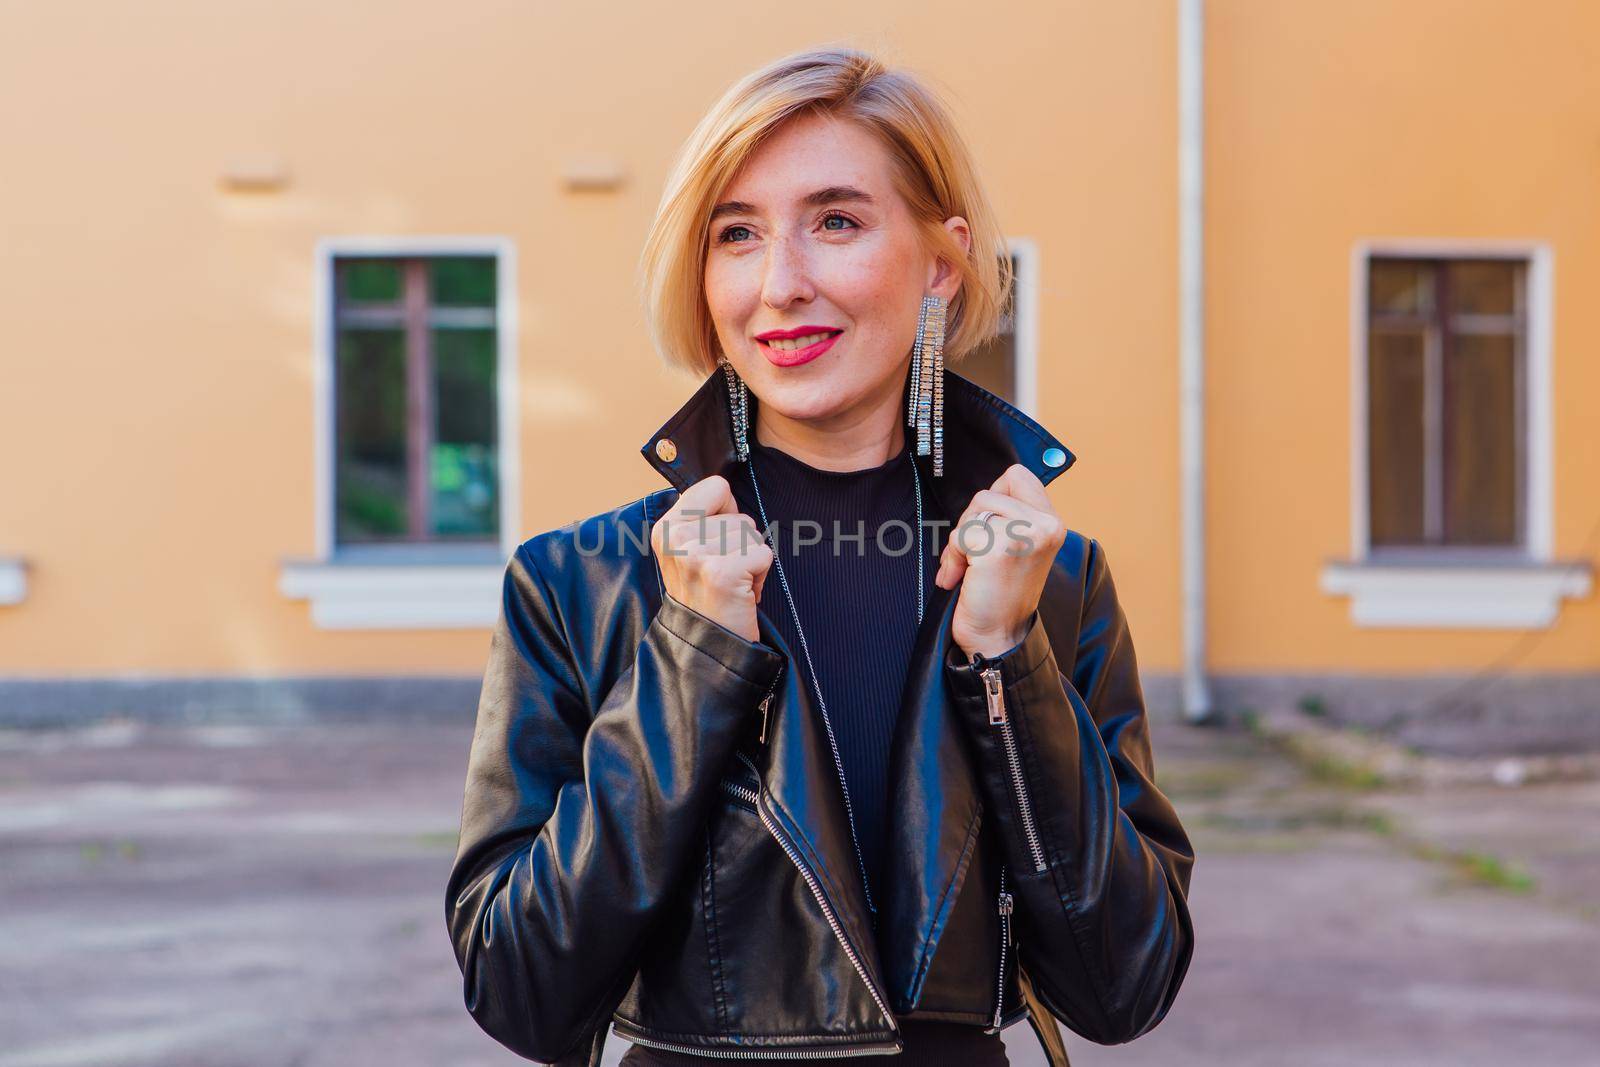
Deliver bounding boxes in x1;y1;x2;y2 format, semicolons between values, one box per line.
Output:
700;770;894;1040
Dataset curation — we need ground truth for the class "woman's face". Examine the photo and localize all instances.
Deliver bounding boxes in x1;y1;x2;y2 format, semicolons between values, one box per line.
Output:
703;111;968;433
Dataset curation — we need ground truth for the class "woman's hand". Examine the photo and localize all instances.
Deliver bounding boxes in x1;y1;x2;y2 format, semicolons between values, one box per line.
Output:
652;475;774;643
935;463;1066;659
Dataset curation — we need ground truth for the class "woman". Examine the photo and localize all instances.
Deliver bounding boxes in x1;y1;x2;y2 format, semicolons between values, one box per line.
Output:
446;47;1194;1067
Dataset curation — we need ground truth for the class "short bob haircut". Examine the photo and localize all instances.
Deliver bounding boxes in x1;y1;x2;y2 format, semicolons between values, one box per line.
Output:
639;46;1013;377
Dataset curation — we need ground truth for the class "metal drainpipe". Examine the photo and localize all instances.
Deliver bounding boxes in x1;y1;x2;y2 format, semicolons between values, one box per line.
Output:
1179;0;1214;722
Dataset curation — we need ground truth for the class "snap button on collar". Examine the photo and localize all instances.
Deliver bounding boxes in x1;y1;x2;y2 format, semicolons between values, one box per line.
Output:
655;437;678;462
1042;447;1066;468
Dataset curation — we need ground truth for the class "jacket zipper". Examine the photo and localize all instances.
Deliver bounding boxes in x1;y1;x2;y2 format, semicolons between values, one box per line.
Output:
611;1019;901;1059
720;777;759;809
734;752;899;1036
976;658;1048;873
988;863;1013;1031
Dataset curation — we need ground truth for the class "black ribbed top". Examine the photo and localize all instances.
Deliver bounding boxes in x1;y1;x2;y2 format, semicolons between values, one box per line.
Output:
732;433;934;906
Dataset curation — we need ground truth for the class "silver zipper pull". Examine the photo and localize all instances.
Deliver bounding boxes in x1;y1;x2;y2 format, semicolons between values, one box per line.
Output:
980;664;1006;725
758;682;776;744
998;889;1013;916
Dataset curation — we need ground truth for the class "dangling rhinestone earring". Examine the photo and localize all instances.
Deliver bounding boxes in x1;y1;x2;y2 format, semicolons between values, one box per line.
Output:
905;294;947;476
719;355;751;461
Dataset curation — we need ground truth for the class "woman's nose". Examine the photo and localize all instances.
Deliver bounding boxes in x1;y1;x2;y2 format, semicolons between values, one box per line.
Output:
760;236;815;309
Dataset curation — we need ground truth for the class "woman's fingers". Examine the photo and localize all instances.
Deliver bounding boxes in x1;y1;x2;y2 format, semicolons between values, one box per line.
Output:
657;476;760;557
936;473;1059;590
937;493;1012;588
652;474;772;642
935;540;965;589
990;462;1052;511
951;491;1038;557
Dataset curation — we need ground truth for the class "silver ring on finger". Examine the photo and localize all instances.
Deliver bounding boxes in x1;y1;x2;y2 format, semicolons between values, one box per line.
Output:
975;509;996;526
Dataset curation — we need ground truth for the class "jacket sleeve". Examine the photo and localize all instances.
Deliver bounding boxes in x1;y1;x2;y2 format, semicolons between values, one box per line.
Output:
944;535;1195;1045
445;540;785;1063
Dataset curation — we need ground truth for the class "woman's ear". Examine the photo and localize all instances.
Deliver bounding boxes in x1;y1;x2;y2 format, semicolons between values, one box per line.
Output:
927;215;972;301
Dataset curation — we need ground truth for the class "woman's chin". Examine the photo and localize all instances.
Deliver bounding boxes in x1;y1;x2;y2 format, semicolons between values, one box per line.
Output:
750;380;853;425
750;361;913;428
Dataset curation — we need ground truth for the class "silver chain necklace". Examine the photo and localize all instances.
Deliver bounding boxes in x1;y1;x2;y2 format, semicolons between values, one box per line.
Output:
744;441;925;923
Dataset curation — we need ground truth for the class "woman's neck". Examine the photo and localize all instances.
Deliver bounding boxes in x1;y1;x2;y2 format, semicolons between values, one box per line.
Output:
751;369;908;472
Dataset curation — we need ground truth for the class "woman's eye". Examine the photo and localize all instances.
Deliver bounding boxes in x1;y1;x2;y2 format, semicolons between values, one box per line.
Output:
715;215;856;244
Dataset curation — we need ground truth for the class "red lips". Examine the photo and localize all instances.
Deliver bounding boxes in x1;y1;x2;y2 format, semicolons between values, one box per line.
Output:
754;325;843;341
756;327;844;368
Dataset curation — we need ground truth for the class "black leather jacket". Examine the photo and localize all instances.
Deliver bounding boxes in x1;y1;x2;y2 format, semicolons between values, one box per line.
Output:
446;368;1195;1065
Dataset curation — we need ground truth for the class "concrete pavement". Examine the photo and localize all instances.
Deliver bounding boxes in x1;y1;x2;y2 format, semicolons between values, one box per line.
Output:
0;715;1595;1066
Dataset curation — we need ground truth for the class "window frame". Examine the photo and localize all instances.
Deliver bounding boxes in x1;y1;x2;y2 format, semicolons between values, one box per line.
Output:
1007;237;1041;417
1348;239;1553;564
280;237;519;630
312;236;520;562
956;238;1039;414
1319;239;1591;630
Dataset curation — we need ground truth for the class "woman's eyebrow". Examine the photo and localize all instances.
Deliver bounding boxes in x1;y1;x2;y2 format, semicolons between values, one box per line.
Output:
708;185;876;222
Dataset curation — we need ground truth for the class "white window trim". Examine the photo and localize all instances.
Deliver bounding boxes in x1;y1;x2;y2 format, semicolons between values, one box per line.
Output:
279;560;506;630
1320;559;1590;629
279;236;520;631
1323;238;1591;628
1007;236;1041;417
0;557;26;606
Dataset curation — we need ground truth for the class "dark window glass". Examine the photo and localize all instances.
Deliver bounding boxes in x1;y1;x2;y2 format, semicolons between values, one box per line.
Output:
1369;259;1431;315
1447;260;1516;316
335;328;409;539
340;260;403;303
431;328;499;538
431;257;498;307
1366;256;1524;551
1445;332;1517;544
1367;328;1426;545
332;255;500;547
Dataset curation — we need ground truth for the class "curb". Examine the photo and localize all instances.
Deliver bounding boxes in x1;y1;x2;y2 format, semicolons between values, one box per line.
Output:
1248;706;1600;788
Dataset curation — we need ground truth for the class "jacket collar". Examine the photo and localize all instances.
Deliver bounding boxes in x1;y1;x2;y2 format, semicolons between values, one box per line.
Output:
638;363;1077;1013
640;364;1076;521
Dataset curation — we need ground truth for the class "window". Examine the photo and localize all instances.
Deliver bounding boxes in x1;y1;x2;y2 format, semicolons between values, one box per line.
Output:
279;238;518;630
957;242;1037;414
1320;243;1590;628
334;255;500;548
1366;256;1525;554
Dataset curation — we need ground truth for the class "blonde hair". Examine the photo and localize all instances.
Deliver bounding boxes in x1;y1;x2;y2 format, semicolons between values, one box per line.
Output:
639;46;1013;376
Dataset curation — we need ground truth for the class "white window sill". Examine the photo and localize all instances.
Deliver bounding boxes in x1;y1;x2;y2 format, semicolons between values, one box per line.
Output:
279;548;505;630
1320;556;1593;629
0;557;26;605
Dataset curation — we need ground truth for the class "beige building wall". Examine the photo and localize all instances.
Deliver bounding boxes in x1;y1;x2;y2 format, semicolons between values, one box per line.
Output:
1207;0;1598;672
1;1;1593;689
